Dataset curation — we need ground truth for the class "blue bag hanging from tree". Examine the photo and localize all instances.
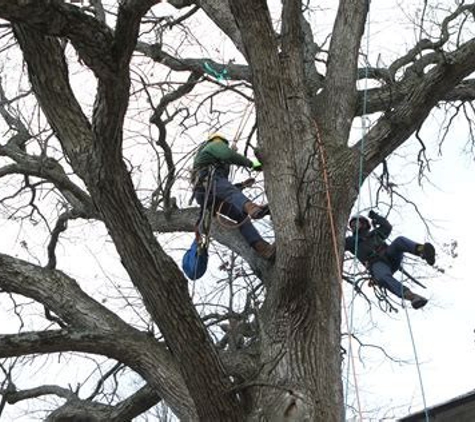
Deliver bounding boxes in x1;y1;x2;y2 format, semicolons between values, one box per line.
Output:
182;239;208;280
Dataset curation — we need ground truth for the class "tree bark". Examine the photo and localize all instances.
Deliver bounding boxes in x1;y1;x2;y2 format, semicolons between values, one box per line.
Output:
11;15;244;421
228;1;358;420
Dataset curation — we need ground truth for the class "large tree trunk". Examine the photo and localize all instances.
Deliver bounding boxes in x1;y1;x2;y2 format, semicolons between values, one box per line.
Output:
245;160;355;421
229;1;361;419
253;265;345;421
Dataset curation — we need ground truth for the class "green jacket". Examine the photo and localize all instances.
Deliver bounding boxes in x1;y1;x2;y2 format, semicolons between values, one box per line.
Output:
193;139;253;178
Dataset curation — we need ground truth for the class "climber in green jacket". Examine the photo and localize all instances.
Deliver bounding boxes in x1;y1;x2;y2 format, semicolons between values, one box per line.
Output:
192;134;274;260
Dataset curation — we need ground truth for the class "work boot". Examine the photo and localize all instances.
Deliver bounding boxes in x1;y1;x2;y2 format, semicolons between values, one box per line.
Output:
244;201;270;219
403;290;428;310
252;240;276;261
416;243;436;266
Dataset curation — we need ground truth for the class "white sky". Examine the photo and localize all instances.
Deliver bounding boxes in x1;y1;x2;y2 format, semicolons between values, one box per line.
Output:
1;1;475;421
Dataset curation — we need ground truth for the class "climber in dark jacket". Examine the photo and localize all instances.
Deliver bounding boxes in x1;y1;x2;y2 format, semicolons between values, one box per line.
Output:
345;210;436;309
192;133;274;260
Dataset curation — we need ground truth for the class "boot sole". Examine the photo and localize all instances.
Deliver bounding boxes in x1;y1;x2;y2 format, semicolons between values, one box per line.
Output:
423;243;436;266
412;297;428;309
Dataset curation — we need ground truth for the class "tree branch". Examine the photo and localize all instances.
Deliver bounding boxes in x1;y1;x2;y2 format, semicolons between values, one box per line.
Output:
145;207;272;278
148;71;201;212
1;0;116;77
44;383;161;422
1;384;75;404
115;0;162;71
0;158;95;216
0;326;194;419
136;41;252;81
360;37;475;176
318;0;369;142
196;0;245;55
46;211;75;270
356;77;475;118
111;384;162;421
12;25;92;173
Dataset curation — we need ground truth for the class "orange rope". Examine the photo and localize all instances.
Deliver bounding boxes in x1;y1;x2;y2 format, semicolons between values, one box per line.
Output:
313;120;363;421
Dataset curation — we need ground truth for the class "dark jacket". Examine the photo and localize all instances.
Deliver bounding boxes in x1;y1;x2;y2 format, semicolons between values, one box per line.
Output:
345;214;392;265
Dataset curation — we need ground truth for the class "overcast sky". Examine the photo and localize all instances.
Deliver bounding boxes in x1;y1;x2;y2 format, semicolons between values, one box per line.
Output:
1;1;474;421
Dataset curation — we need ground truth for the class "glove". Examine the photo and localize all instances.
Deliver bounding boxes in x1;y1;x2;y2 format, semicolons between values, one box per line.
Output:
252;159;263;171
368;210;378;220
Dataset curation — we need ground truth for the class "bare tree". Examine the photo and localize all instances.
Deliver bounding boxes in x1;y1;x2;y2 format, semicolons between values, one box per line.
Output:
0;1;473;420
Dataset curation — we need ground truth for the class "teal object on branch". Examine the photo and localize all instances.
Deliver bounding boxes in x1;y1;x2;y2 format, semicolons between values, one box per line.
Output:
203;62;229;82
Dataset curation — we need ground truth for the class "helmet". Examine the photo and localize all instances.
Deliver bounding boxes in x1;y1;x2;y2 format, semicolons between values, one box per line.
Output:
349;215;370;231
207;133;228;143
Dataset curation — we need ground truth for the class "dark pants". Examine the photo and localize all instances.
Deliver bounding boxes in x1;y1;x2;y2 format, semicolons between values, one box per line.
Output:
369;236;418;298
194;174;263;246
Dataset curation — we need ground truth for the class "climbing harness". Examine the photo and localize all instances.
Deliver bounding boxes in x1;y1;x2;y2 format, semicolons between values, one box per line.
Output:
182;166;217;280
195;166;218;244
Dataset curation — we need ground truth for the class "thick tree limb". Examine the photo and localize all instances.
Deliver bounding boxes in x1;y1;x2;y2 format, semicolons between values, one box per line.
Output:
0;253;133;331
110;384;162;421
136;41;252;81
165;0;194;9
357;77;475;117
46;400;126;422
1;0;116;77
360;37;475;176
443;79;475;102
318;0;369;142
0;254;195;418
114;0;162;70
0;329;257;419
12;26;92;172
1;385;75;404
145;207;271;277
45;384;161;422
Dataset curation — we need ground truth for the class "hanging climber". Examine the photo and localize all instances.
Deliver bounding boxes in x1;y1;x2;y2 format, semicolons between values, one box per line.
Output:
191;133;275;260
345;210;436;309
